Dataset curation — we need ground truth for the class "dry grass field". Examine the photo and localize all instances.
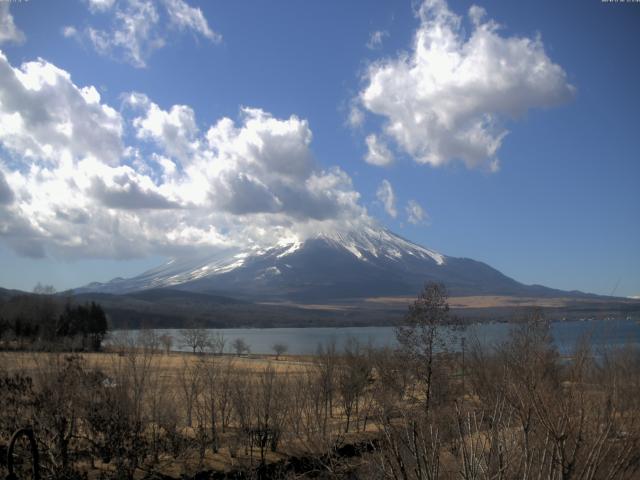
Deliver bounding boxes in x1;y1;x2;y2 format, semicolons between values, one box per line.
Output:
2;296;640;479
0;347;382;478
366;294;640;309
0;350;314;377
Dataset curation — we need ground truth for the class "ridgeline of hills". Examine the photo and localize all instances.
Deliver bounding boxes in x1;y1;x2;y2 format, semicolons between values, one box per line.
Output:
1;285;639;329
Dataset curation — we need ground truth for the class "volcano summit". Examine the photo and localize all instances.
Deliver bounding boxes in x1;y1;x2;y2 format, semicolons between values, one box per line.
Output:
78;226;574;302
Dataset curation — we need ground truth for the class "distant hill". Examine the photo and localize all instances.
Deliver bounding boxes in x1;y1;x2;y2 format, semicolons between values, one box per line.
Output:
1;285;639;330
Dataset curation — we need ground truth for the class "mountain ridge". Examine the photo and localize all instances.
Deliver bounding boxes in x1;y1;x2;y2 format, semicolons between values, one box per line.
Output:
75;226;596;302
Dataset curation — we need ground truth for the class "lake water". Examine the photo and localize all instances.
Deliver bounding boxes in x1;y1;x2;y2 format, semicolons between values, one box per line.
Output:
112;319;640;355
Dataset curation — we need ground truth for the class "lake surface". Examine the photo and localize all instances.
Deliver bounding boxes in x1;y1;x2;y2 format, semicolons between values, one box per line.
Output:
112;319;640;355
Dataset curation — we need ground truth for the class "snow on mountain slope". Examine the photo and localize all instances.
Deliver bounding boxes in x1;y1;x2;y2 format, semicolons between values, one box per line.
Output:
316;226;445;265
76;227;564;301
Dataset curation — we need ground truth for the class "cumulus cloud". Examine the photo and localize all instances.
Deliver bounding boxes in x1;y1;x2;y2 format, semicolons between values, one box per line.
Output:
0;54;370;259
376;179;397;218
194;108;361;222
406;200;427;225
66;0;221;68
0;52;123;166
127;93;199;163
89;171;181;210
0;3;25;45
366;30;388;50
357;0;574;170
364;134;394;166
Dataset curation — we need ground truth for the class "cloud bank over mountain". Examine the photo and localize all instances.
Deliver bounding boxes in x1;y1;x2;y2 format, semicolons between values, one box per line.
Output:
0;52;369;259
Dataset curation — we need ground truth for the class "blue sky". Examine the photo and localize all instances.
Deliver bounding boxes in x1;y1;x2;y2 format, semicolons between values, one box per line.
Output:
0;0;638;297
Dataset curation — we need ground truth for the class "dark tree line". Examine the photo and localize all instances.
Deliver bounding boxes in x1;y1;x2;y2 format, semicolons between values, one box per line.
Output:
55;302;108;350
0;292;108;351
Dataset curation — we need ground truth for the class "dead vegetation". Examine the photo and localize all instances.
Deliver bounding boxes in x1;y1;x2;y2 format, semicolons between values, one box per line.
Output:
1;284;639;479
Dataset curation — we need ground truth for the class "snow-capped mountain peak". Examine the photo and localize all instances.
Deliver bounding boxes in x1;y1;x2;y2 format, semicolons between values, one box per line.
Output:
76;226;545;301
315;227;445;265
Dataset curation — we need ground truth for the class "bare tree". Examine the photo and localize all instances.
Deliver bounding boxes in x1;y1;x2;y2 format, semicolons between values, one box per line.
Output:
159;333;173;355
272;342;288;360
232;337;250;356
338;338;371;433
230;373;253;459
253;366;290;463
32;354;85;476
374;407;442;480
296;364;340;458
315;339;339;419
459;310;640;480
137;328;160;353
179;325;211;354
108;329;135;355
145;354;175;466
395;282;451;414
177;357;202;427
208;331;226;355
197;354;232;454
216;357;235;433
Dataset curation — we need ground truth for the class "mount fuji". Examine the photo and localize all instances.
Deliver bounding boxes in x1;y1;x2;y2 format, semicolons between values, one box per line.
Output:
77;226;573;302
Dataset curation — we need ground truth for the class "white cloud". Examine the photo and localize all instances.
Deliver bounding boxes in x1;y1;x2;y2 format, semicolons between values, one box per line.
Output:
128;93;199;163
347;103;365;129
376;179;397;218
62;26;78;38
195;108;362;221
0;54;371;259
406;199;427;225
68;0;221;68
366;30;388;50
87;0;164;68
357;0;574;170
364;134;394;166
0;3;25;45
86;0;117;12
0;52;123;166
163;0;221;41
